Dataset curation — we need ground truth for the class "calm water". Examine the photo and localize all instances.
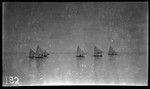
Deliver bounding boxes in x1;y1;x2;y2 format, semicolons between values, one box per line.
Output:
3;52;148;86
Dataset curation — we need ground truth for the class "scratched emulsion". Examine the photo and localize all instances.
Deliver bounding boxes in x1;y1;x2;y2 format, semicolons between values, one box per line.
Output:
3;2;148;86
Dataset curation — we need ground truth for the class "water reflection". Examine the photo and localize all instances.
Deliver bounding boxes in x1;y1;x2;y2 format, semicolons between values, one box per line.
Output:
76;57;85;69
107;55;120;84
3;50;147;85
76;57;85;83
29;57;48;85
93;56;103;84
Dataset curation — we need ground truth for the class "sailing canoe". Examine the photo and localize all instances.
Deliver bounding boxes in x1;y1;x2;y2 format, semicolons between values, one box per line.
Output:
108;46;117;56
76;46;85;57
94;46;103;57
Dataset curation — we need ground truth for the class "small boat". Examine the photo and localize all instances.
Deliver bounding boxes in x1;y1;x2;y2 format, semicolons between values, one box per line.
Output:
76;46;86;57
108;46;117;56
29;45;49;58
93;46;103;57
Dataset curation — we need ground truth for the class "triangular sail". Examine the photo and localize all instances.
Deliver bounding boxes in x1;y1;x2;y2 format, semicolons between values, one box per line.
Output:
29;49;35;57
94;46;103;55
108;46;117;55
77;46;85;57
36;45;44;57
29;45;49;58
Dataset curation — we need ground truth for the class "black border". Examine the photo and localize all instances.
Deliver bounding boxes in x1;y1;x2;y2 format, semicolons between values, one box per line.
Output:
1;0;149;88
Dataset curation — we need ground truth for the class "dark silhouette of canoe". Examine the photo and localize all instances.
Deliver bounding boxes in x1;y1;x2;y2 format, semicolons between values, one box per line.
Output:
29;45;49;58
108;46;117;56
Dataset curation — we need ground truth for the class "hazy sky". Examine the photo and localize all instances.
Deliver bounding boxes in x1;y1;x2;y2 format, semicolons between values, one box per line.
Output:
3;2;148;53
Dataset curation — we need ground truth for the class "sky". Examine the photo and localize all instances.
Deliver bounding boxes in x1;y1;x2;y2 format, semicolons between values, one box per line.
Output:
3;2;148;53
3;2;148;85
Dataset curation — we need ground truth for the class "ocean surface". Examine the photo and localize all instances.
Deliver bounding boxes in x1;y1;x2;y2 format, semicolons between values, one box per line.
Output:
3;51;148;86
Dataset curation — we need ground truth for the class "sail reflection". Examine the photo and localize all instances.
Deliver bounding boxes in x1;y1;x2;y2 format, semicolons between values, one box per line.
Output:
107;46;119;84
94;56;103;84
28;45;48;85
93;46;103;83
